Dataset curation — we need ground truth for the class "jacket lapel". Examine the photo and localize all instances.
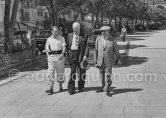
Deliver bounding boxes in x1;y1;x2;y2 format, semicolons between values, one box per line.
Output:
103;36;113;50
103;40;111;50
78;35;83;45
69;33;74;48
98;36;104;49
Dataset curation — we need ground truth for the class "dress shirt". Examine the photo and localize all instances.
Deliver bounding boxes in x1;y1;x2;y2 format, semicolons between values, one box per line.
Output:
101;36;108;47
45;35;66;52
71;33;79;50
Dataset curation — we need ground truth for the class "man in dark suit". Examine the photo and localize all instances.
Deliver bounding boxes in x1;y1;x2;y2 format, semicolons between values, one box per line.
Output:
95;26;121;94
66;22;89;95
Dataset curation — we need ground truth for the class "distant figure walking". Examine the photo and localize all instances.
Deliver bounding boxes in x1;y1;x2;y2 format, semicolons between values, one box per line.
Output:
120;25;127;42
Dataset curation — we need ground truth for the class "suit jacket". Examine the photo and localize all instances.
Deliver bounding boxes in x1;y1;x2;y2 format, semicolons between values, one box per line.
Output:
66;33;89;64
95;36;121;67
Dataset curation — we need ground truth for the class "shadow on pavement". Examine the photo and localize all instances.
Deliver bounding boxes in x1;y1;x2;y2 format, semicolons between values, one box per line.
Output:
117;44;147;50
47;89;69;95
107;88;143;97
129;30;159;35
121;56;148;67
128;35;150;37
129;44;147;49
74;86;116;93
73;86;142;97
126;36;146;42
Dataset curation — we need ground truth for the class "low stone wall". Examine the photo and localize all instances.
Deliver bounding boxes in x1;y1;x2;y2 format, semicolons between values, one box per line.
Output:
0;50;36;77
0;59;34;77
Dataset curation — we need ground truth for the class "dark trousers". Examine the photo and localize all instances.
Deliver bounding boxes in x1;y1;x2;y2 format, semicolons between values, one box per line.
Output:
68;50;86;92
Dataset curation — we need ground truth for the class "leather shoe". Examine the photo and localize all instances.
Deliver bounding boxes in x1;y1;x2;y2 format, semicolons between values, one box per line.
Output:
103;81;112;92
79;88;84;92
99;89;104;92
59;87;63;92
69;91;75;95
45;86;54;94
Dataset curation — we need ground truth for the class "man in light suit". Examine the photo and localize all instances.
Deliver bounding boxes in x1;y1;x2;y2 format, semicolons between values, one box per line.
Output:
66;22;89;95
95;26;121;94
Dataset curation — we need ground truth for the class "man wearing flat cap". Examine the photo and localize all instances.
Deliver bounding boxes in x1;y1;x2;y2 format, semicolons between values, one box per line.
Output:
95;26;121;94
66;22;89;95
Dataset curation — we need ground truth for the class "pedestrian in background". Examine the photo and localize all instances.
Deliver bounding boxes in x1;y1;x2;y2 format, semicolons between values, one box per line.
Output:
120;25;127;42
45;26;66;94
95;26;121;95
26;29;32;47
58;25;63;36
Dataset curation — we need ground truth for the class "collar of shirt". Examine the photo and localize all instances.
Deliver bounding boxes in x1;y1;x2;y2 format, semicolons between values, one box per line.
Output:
50;35;60;40
102;36;108;40
74;33;79;37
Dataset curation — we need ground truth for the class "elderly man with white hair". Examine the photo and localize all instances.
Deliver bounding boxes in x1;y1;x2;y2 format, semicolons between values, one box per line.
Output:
66;22;89;95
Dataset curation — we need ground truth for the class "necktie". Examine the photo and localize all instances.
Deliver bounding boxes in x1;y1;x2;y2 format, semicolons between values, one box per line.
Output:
75;36;79;46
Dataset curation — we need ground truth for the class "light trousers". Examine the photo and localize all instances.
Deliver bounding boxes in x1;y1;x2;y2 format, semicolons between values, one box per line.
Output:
47;55;65;86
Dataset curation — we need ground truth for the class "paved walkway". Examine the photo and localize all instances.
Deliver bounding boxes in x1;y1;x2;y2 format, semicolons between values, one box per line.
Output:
0;30;166;118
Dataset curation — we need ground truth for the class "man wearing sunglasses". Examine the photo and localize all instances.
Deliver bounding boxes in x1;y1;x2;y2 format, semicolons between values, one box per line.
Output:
95;26;121;94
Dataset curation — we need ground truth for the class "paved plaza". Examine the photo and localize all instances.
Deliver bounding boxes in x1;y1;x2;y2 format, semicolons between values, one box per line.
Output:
0;30;166;118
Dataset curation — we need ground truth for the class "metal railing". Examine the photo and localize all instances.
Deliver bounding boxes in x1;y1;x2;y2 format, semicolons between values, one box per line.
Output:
0;49;34;67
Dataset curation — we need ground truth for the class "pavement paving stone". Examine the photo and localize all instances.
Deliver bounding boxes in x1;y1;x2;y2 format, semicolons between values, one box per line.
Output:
50;105;76;116
0;106;14;118
149;107;166;116
70;105;99;115
68;114;95;118
126;96;150;107
102;99;126;107
96;106;124;115
150;100;166;107
2;105;28;115
2;113;40;118
148;94;166;100
19;106;59;115
123;115;152;118
95;115;124;118
78;92;106;106
147;89;166;94
126;90;149;99
152;116;166;118
124;106;151;115
40;115;67;118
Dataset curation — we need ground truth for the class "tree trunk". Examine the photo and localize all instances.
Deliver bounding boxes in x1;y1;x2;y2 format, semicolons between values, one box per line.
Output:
4;0;11;53
101;12;103;26
119;17;122;26
95;13;99;28
10;0;20;40
132;19;134;25
126;17;129;25
135;18;138;25
80;7;85;21
49;0;56;26
115;16;117;27
109;16;111;25
92;13;94;22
